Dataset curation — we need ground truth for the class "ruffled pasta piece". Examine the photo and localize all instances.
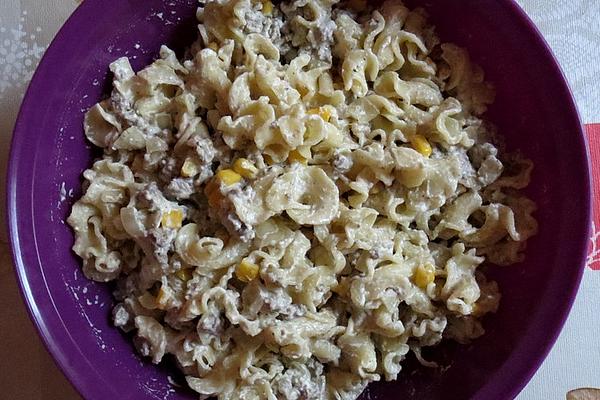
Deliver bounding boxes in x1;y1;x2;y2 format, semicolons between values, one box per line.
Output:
441;43;495;115
175;224;250;271
266;166;339;225
342;50;379;97
68;203;122;281
134;316;168;364
461;203;520;247
84;101;122;148
441;244;483;315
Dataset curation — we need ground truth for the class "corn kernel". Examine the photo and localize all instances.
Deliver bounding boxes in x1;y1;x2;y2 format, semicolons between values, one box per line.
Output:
235;259;259;282
215;169;242;186
410;134;433;157
181;158;200;177
207;42;218;51
414;264;435;288
175;268;194;282
307;107;331;122
288;149;308;165
161;209;183;229
261;0;273;15
233;158;259;179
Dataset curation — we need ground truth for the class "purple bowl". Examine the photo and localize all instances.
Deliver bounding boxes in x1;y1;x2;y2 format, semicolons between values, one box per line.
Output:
7;0;591;399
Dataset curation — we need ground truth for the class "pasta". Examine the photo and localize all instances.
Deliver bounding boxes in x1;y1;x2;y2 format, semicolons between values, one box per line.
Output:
68;0;538;398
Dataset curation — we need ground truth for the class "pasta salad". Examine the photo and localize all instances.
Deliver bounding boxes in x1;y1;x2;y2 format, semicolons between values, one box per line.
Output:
68;0;538;398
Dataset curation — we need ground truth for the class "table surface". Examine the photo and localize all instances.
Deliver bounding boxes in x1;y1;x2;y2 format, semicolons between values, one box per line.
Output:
1;1;600;399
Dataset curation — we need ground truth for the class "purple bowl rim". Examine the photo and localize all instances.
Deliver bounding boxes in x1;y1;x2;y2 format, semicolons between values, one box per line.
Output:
498;1;592;399
6;2;110;399
6;0;591;399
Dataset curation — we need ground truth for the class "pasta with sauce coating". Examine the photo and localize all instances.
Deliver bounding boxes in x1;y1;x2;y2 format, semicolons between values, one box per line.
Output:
68;0;538;399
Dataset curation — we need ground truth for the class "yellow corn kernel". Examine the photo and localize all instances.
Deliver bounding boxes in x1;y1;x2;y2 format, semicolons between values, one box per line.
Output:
410;134;433;157
161;209;183;229
175;268;194;282
233;158;259;179
288;149;308;165
215;169;242;186
414;264;435;288
181;158;200;177
207;42;218;51
261;0;273;15
307;107;331;122
235;259;259;282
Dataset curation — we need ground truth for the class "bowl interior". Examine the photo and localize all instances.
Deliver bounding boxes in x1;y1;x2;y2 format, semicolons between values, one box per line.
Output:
8;0;590;399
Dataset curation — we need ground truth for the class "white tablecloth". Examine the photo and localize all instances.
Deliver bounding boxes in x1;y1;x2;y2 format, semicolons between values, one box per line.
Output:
1;1;599;398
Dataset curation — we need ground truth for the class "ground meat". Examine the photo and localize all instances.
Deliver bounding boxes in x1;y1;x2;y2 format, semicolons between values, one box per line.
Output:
261;286;299;315
136;182;173;210
333;151;353;173
197;312;224;336
242;281;307;321
189;135;216;165
159;156;179;183
210;184;256;242
165;177;195;200
146;227;177;267
196;164;214;184
280;0;336;63
312;17;336;61
274;359;326;400
242;4;287;53
126;184;181;279
225;213;255;242
109;79;161;137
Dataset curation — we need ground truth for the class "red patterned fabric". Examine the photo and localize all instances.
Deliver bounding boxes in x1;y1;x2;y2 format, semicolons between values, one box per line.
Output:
585;124;600;270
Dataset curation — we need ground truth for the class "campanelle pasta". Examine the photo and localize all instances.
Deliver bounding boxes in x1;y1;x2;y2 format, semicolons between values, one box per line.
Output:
68;0;538;398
